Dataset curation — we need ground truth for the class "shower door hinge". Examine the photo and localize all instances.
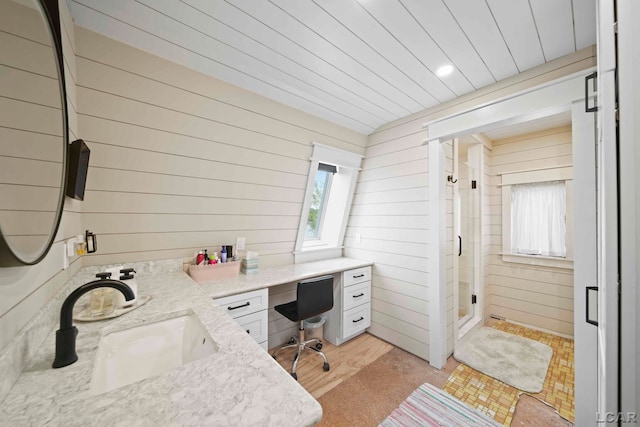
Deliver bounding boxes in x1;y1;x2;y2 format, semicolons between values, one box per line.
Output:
471;294;477;304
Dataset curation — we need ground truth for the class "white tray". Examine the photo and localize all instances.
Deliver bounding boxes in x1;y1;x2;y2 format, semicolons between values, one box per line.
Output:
73;295;152;322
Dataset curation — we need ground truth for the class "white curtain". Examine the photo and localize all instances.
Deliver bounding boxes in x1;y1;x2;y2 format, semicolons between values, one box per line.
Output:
511;180;566;257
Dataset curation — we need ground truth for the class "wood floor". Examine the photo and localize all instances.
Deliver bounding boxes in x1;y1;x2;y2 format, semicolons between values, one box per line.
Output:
269;333;393;399
270;329;573;426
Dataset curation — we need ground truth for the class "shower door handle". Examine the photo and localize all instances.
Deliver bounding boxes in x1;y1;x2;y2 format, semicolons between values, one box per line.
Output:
586;286;598;326
458;235;462;256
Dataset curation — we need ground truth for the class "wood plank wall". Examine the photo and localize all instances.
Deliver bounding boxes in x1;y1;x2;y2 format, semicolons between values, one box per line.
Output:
345;48;594;361
0;0;82;353
74;27;366;268
486;126;574;336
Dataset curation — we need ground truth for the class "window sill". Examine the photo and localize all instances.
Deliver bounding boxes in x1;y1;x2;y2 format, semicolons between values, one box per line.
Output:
293;246;344;264
500;253;574;270
294;245;344;254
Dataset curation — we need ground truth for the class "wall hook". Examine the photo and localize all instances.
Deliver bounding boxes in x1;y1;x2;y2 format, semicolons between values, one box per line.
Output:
447;175;458;184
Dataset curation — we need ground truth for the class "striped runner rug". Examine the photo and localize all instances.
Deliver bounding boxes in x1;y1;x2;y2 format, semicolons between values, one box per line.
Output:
380;382;502;427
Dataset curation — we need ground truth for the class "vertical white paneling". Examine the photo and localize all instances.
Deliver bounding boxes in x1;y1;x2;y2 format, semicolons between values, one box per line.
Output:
529;0;575;61
357;0;475;96
218;0;423;116
444;141;455;355
286;0;444;105
485;0;545;70
441;0;519;80
140;0;398;125
571;100;598;427
618;0;640;419
70;0;375;134
399;0;495;89
66;0;595;133
483;146;493;320
572;0;597;51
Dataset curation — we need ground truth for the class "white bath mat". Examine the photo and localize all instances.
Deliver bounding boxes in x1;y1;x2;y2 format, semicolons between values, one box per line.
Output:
454;327;553;393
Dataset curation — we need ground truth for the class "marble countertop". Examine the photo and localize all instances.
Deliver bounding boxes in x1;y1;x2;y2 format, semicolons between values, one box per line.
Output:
0;270;322;426
198;257;373;298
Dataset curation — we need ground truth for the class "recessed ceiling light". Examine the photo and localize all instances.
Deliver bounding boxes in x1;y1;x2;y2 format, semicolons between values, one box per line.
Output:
436;64;455;77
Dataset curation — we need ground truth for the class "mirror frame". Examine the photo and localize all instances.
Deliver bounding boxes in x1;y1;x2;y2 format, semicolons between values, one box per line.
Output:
0;0;69;266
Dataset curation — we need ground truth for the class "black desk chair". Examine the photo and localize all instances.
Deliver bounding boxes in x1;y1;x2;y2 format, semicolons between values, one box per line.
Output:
271;275;334;380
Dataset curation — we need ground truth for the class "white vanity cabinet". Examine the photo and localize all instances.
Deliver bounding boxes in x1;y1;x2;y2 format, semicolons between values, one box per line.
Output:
324;266;372;346
213;288;269;351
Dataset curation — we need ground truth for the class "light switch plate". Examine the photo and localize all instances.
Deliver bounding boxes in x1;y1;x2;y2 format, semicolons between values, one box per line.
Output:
236;237;246;251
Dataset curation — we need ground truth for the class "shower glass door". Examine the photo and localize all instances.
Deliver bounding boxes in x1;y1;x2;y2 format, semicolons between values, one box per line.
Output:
458;159;477;328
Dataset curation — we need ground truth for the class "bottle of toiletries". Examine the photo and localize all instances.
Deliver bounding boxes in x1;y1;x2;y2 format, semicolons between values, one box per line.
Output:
203;249;209;264
221;245;227;263
196;250;205;265
211;252;218;264
75;234;87;256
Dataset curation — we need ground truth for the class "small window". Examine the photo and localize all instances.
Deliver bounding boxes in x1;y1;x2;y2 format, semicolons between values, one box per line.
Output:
500;166;573;269
510;180;566;258
294;143;363;263
305;164;334;240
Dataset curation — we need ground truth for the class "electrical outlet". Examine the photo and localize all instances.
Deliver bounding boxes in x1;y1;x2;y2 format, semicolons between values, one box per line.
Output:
62;243;69;270
236;237;246;251
66;238;76;257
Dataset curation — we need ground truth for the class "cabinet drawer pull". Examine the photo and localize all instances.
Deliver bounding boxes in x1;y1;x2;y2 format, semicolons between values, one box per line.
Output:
353;274;365;278
352;316;364;323
228;302;250;311
353;293;365;298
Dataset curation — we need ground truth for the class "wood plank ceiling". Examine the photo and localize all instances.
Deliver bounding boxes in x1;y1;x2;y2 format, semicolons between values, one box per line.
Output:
68;0;596;135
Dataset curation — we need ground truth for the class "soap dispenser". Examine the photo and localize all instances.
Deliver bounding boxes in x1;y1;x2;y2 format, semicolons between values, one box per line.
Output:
113;268;138;308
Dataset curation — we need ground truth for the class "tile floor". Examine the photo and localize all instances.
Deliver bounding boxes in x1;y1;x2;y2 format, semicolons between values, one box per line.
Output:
443;320;575;426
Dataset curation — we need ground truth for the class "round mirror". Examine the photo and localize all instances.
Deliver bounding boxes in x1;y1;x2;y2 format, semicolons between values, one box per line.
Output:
0;0;68;266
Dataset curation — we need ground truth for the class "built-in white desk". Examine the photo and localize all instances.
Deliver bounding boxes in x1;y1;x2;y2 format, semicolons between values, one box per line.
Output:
198;257;373;349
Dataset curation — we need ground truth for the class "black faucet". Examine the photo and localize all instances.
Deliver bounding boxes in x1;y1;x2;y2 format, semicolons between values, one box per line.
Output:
52;274;135;368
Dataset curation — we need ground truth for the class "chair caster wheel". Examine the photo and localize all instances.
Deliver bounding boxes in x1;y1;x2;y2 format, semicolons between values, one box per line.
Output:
291;372;298;380
315;342;323;350
323;362;330;372
288;337;295;345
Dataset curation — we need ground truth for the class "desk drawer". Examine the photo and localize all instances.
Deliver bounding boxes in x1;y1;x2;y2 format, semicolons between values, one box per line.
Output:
343;281;371;311
343;266;371;287
213;288;268;319
342;303;371;338
236;310;268;345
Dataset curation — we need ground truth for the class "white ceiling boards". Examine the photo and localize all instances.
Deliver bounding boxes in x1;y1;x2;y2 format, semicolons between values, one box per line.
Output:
69;0;596;135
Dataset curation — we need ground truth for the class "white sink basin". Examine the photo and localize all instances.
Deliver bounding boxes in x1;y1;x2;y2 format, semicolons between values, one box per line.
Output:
90;313;218;395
